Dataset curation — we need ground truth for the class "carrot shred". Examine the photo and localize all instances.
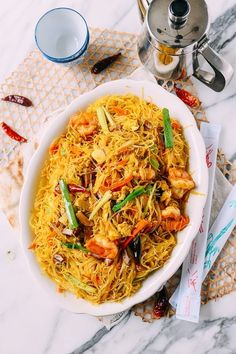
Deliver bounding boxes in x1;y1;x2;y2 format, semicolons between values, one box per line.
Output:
111;106;129;115
110;175;133;191
122;219;149;249
28;242;37;250
102;175;133;192
171;120;181;130
117;146;131;155
57;286;65;293
117;158;129;166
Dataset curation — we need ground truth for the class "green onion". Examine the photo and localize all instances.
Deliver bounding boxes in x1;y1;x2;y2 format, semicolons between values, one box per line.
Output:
97;107;109;133
150;158;159;170
102;106;116;129
89;190;112;220
62;242;89;253
112;186;146;212
150;145;157;153
60;147;66;156
145;184;153;195
59;179;78;229
65;274;96;293
144;182;157;216
162;108;173;148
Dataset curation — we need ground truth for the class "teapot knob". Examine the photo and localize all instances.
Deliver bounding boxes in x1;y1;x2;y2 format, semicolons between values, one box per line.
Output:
169;0;190;28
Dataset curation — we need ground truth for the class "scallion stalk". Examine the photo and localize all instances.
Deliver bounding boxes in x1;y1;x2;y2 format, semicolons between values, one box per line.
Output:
162;108;173;148
59;179;78;229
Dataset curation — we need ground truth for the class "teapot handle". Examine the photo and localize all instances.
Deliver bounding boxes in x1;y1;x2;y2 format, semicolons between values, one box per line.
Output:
193;37;233;92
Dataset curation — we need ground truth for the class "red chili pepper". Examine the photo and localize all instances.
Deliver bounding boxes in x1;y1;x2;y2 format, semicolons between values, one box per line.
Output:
174;86;200;108
2;95;32;107
55;183;88;195
153;286;170;319
91;52;122;74
1;122;27;143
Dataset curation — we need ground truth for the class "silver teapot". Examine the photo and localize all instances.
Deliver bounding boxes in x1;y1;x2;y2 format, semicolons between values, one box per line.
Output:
137;0;233;91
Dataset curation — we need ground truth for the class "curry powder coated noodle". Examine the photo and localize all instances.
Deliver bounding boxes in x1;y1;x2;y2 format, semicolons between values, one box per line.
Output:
30;94;195;304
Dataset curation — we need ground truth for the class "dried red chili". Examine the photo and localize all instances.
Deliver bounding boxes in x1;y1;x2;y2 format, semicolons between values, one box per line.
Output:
1;122;27;143
91;52;122;74
2;95;32;107
153;286;170;319
174;86;200;108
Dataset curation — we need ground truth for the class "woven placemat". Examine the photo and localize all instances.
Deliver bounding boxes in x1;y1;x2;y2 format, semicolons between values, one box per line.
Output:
0;27;235;320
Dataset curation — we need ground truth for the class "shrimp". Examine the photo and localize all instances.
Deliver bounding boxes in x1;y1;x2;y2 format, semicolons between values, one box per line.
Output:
161;205;180;220
86;235;118;259
161;215;189;232
171;187;185;199
69;112;98;137
168;168;195;190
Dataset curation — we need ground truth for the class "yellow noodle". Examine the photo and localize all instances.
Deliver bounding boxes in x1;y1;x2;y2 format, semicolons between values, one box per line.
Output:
30;94;191;304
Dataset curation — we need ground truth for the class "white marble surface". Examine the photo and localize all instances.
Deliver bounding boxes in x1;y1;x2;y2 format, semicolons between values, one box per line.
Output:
1;0;236;353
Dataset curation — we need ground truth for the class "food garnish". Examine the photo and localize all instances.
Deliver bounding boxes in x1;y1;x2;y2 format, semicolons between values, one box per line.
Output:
62;242;89;253
104;175;133;192
1;122;28;143
2;94;32;107
112;187;146;212
174;86;200;108
55;183;88;195
102;106;116;129
149;158;159;170
129;235;141;265
59;179;79;229
162;108;173;148
89;190;112;220
66;274;96;294
91;52;121;74
122;220;149;249
96;107;109;133
153;286;170;319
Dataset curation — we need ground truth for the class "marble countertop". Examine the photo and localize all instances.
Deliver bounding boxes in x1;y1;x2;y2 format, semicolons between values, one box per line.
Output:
1;0;236;353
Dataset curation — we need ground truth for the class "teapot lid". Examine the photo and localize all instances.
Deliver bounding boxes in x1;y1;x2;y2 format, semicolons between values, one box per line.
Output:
147;0;209;48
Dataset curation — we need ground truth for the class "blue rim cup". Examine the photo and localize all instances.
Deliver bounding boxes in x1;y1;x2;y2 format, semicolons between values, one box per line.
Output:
35;7;89;65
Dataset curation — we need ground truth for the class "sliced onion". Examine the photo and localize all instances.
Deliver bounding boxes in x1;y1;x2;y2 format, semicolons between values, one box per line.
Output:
62;228;73;236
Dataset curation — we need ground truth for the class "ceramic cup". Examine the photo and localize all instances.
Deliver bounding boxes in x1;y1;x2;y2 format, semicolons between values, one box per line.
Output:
35;7;89;66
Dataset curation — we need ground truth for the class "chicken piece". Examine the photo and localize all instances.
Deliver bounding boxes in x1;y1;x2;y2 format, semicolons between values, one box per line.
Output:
74;194;90;212
161;215;189;232
168;168;195;190
106;223;120;241
91;148;106;164
134;167;156;181
69;112;98;137
159;180;172;204
115;222;133;238
86;235;118;259
161;205;180;220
